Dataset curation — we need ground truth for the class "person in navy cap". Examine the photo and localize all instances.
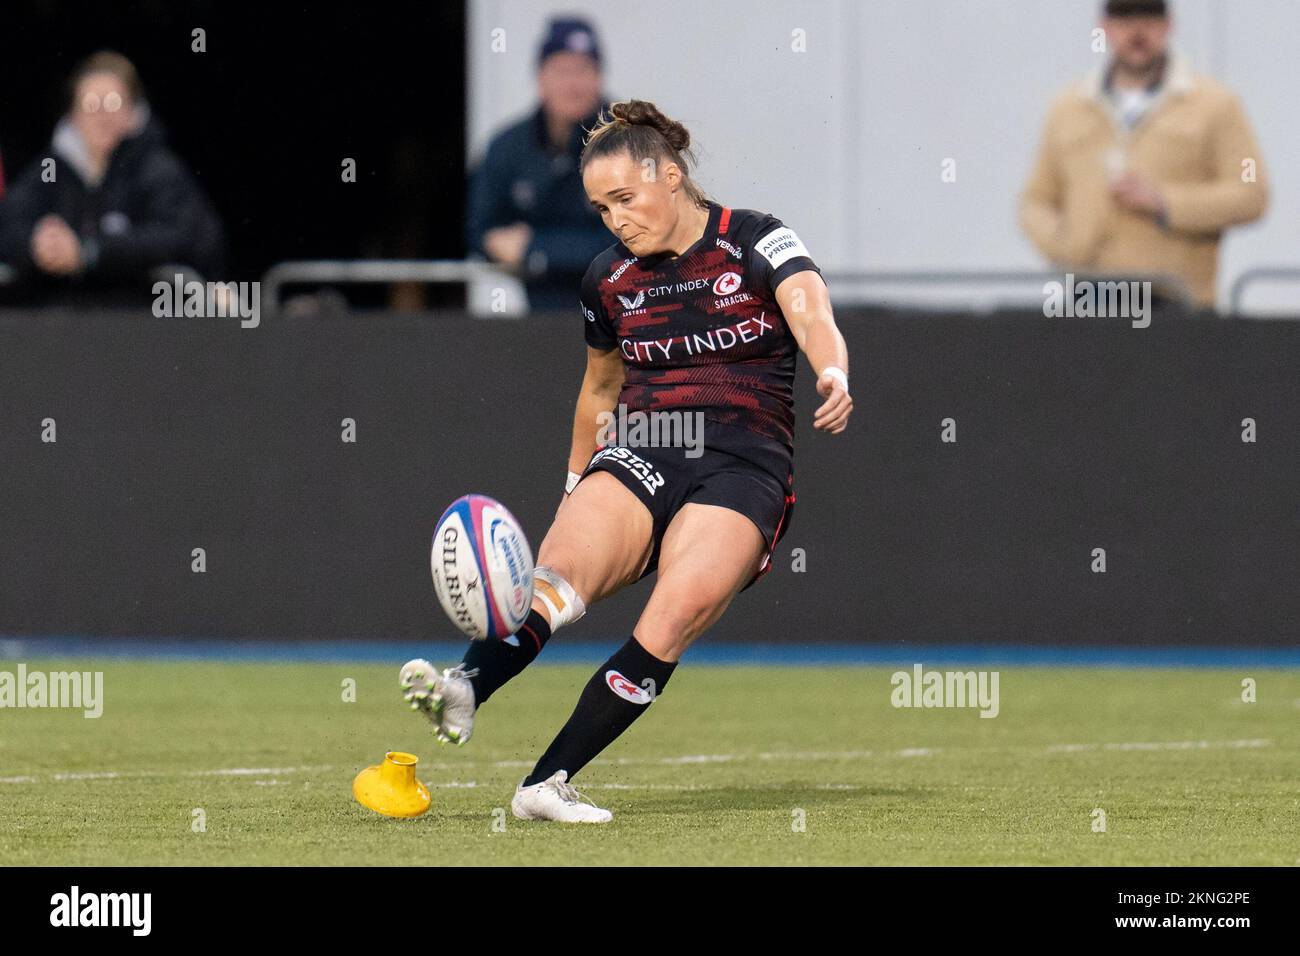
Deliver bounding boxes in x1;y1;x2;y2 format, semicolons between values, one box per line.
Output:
467;17;613;311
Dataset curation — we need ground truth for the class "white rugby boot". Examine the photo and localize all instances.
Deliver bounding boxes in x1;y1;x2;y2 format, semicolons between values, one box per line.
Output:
399;659;478;745
511;770;613;824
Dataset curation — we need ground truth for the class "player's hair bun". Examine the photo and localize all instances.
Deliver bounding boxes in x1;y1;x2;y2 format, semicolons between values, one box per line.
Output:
609;100;691;153
581;98;711;210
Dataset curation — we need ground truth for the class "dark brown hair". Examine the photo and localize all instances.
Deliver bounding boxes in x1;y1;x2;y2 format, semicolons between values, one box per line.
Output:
67;50;144;110
581;99;710;209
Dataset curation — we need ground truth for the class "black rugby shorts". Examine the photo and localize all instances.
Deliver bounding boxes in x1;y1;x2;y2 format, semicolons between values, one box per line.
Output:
573;420;795;591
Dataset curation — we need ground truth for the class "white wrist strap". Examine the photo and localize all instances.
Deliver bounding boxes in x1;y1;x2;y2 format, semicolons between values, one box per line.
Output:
565;470;582;495
821;365;849;391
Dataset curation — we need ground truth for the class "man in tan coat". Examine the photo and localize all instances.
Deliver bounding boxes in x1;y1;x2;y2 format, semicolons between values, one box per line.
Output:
1020;0;1268;308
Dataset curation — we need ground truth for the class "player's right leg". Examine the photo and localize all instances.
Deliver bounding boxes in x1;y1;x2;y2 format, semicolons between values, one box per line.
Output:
401;470;654;744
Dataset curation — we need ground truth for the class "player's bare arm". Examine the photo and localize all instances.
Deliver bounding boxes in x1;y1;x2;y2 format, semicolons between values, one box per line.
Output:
776;269;853;434
566;346;624;478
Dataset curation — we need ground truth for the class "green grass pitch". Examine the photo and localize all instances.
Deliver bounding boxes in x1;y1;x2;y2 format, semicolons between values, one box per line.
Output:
2;657;1296;865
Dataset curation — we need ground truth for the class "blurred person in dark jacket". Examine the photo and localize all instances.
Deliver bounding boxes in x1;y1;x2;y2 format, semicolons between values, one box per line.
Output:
467;18;612;311
0;51;226;305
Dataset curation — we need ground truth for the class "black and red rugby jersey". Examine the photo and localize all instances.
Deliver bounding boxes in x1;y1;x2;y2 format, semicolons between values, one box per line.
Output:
580;201;821;454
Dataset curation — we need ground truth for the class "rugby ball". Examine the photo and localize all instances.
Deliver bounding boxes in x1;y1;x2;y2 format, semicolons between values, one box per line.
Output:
430;494;534;641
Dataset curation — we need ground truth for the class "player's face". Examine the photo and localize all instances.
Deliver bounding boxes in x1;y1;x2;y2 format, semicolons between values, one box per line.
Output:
1103;15;1170;73
584;152;678;255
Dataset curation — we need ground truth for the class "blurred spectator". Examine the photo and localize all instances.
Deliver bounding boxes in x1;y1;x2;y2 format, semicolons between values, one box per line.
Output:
1020;0;1268;308
0;51;226;303
466;17;611;310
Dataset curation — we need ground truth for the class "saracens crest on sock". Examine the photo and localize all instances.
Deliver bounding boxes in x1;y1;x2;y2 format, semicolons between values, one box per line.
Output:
522;633;677;787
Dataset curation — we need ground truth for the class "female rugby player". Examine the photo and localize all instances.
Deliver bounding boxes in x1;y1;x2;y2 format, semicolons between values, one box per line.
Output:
401;99;852;823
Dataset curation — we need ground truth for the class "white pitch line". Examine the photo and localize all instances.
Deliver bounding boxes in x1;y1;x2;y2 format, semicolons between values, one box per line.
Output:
586;781;866;792
0;764;335;785
647;753;738;765
426;781;866;793
585;782;711;791
1046;738;1271;753
489;747;933;769
51;771;124;781
195;765;334;776
0;740;1275;785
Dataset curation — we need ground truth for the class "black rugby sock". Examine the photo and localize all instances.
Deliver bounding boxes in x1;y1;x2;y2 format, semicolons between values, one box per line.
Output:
523;634;677;786
460;607;552;705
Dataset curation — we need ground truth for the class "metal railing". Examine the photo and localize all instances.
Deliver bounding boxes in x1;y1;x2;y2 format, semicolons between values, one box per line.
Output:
261;259;518;315
0;257;1217;315
0;262;199;287
258;260;1196;314
1228;267;1300;315
820;268;1196;310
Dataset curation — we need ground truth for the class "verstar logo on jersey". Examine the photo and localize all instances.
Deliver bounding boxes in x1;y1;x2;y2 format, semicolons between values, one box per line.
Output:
588;445;666;496
606;670;653;704
607;256;638;282
712;271;742;296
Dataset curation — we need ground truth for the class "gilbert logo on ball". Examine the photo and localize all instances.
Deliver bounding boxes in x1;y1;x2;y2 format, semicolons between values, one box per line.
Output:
431;494;534;641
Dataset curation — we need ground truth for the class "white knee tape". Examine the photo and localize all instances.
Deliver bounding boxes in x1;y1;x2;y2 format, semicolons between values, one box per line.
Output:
532;566;587;632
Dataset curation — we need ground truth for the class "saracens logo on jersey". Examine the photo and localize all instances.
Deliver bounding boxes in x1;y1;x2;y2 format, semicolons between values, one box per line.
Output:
712;271;742;296
712;270;752;309
606;670;654;704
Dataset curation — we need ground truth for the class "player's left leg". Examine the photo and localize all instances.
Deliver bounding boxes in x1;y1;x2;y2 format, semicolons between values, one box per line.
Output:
628;502;767;661
511;502;766;822
401;471;656;745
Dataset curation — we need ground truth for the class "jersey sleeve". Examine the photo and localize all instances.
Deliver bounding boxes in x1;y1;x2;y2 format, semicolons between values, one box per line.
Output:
580;260;617;351
747;214;821;295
